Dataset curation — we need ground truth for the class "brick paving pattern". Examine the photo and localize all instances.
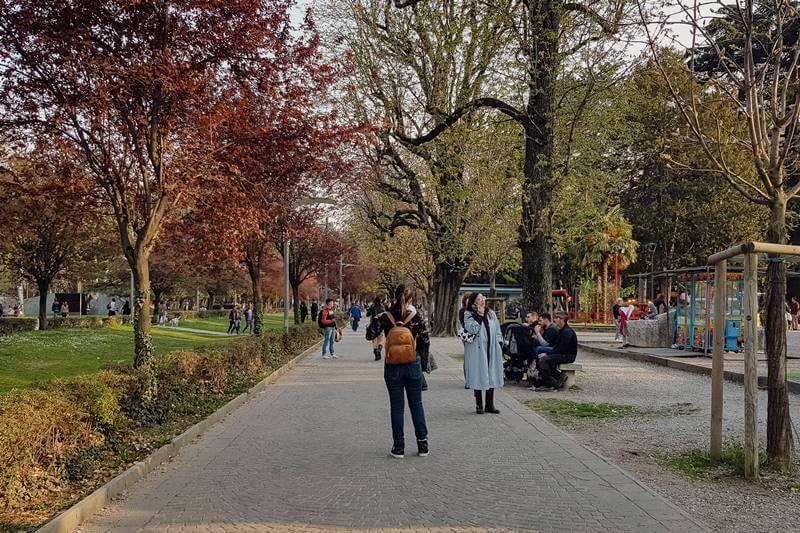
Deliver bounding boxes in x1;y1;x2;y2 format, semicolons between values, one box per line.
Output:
79;330;705;532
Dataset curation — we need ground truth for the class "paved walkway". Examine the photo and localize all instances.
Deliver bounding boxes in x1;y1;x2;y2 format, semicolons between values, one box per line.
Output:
79;330;704;532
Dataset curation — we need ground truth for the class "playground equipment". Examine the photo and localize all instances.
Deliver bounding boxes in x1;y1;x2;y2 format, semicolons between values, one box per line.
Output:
671;270;746;353
708;242;800;480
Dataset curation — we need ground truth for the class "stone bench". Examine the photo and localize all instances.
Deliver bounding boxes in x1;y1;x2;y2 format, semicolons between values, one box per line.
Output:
558;363;582;388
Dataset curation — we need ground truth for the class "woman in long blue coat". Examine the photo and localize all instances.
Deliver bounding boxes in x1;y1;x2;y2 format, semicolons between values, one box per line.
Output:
462;293;504;414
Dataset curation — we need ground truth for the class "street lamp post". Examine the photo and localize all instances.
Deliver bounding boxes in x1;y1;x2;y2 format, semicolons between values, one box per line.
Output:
284;237;290;330
339;254;356;309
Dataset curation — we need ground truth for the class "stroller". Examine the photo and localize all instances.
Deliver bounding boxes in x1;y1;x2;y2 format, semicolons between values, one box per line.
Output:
501;322;535;383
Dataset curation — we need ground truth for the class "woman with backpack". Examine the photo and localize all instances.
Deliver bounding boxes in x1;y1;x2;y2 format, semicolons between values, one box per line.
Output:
463;293;504;414
380;286;429;459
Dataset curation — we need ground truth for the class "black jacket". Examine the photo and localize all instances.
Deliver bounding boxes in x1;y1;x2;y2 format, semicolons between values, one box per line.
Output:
551;325;578;356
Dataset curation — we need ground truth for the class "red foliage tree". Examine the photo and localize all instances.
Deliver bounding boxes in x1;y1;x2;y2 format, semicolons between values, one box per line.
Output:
0;153;104;329
0;1;317;390
181;15;358;334
275;218;348;324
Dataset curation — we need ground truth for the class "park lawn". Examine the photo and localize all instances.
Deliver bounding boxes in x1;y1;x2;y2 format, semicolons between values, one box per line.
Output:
179;313;295;333
0;325;232;394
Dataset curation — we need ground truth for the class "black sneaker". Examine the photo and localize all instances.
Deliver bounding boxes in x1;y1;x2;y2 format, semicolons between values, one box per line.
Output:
417;440;429;457
390;447;404;459
556;373;569;390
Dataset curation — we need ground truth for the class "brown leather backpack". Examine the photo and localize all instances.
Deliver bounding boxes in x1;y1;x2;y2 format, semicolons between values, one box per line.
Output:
384;311;417;365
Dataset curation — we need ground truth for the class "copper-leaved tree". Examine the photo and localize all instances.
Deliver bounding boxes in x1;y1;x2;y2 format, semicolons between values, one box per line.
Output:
0;0;296;395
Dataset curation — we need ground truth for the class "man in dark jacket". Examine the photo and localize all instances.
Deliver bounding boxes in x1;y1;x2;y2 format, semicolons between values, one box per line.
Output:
534;313;578;391
310;299;319;323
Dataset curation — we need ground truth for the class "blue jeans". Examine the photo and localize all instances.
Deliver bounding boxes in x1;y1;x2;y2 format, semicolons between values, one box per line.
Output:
384;359;428;450
322;326;335;355
535;346;554;358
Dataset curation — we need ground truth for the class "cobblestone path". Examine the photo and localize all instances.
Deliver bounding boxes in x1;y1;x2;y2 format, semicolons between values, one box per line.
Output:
79;330;705;532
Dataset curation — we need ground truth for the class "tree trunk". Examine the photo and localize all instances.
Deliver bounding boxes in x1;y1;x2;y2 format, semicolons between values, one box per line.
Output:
764;196;794;468
152;290;163;325
245;254;263;336
292;283;301;325
37;281;49;330
130;251;155;399
207;290;215;310
519;4;559;316
595;270;603;321
430;261;465;336
521;235;553;314
602;259;609;323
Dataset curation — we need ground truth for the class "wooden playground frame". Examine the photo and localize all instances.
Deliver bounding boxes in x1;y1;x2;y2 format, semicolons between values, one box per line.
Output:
708;241;800;480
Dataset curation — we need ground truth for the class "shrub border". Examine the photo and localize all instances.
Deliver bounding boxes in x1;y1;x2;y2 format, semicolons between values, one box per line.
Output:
37;339;321;533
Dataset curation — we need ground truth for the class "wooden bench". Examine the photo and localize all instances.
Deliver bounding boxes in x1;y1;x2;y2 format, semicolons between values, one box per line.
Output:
559;363;582;388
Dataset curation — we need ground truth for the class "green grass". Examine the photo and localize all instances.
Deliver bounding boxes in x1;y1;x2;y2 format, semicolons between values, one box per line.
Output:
525;399;644;419
450;353;464;361
788;371;800;382
178;313;289;333
659;446;768;480
0;325;233;394
524;399;699;423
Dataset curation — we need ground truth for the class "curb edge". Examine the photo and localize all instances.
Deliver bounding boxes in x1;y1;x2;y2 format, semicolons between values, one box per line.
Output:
37;339;321;533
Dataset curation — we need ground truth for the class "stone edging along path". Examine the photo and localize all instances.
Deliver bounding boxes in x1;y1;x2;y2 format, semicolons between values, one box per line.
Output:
579;342;800;394
37;341;321;533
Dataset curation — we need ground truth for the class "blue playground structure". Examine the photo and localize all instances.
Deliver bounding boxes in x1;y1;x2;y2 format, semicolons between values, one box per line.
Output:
671;270;745;353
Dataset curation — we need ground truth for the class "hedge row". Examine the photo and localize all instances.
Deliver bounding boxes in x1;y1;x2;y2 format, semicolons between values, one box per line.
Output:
0;316;135;336
168;309;229;320
47;316;128;330
0;317;37;336
0;325;320;529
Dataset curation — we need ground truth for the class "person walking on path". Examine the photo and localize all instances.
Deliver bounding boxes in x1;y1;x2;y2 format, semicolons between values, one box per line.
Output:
612;298;622;340
462;293;503;414
380;286;429;458
619;297;636;347
300;301;308;323
107;298;117;316
791;297;799;331
319;299;338;359
367;296;386;361
227;307;241;335
310;299;319;323
534;312;578;391
242;305;254;334
349;303;362;332
122;299;131;316
60;300;69;318
52;298;60;321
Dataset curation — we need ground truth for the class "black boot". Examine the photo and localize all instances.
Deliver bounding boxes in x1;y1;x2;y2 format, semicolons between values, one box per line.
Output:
374;347;381;361
474;390;484;414
484;388;500;414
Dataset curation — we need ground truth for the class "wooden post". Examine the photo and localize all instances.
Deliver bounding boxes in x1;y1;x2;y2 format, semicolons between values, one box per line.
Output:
743;252;759;479
711;260;727;460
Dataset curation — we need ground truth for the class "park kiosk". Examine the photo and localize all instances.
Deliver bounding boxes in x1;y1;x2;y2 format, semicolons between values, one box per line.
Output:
707;242;800;480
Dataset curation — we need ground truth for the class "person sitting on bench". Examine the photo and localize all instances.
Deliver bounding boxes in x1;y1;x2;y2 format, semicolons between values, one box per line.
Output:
532;312;560;360
534;313;577;392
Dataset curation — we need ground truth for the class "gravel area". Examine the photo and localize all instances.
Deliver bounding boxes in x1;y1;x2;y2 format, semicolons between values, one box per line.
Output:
433;337;800;532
